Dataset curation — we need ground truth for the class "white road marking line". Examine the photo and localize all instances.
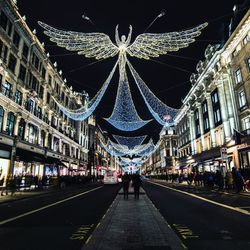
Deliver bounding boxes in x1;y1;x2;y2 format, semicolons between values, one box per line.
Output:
0;186;103;225
149;181;250;216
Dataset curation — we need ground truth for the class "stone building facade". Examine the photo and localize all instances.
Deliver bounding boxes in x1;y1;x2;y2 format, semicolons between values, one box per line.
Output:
0;0;89;186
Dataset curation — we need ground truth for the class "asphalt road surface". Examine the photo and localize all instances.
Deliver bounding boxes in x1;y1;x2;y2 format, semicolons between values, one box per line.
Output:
144;181;250;250
0;183;121;250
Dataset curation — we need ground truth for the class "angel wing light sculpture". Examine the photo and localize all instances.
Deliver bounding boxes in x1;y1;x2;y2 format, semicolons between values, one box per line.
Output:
38;21;208;129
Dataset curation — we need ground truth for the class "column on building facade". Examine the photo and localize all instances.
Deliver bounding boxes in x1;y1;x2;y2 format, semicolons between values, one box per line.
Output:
206;92;216;147
2;108;9;132
223;73;237;132
187;110;197;155
24;120;29;141
37;127;41;146
197;102;205;151
59;138;62;153
216;81;231;142
51;134;54;151
44;130;49;147
169;138;173;157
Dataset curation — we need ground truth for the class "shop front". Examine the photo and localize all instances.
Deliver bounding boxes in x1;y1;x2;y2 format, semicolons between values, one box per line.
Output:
0;144;11;187
14;148;48;178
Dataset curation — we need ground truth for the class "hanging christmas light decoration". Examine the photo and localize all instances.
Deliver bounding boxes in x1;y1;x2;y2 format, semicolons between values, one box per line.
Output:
113;134;147;149
127;60;178;126
38;21;208;126
104;56;151;131
52;60;118;120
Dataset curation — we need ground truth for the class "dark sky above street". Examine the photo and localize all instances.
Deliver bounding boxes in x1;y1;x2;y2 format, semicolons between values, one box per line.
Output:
17;0;248;141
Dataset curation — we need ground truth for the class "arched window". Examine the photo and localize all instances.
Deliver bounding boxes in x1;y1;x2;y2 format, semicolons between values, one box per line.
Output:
18;118;26;140
0;106;4;132
6;112;15;136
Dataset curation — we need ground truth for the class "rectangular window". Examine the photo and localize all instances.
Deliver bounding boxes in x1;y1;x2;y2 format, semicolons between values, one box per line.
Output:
211;90;219;104
14;90;22;105
243;35;249;45
36;106;42;119
31;76;38;91
41;67;46;79
246;58;250;71
202;101;208;113
8;54;17;73
26;99;34;113
13;31;20;48
22;43;29;59
47;92;51;104
214;109;221;124
204;117;209;131
239;90;247;108
18;64;26;82
31;53;40;70
39;85;44;99
2;45;8;63
242;117;250;131
2;81;12;98
235;68;242;84
48;75;52;85
7;22;12;37
0;11;8;31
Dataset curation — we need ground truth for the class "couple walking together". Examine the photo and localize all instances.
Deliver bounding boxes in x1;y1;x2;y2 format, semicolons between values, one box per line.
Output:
122;172;142;200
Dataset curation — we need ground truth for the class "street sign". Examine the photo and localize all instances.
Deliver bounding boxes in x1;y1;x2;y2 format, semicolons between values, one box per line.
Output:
220;147;228;162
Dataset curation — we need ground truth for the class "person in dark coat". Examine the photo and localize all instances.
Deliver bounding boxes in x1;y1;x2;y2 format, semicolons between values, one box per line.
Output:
122;172;130;200
132;173;142;200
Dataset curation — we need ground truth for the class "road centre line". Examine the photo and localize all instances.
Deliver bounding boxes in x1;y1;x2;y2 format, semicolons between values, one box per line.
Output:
0;186;103;225
149;181;250;216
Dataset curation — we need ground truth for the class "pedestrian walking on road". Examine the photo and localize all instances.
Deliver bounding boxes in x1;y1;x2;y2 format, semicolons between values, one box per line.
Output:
122;172;130;200
132;173;142;200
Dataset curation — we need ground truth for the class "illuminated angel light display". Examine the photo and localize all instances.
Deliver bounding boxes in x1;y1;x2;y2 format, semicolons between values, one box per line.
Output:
38;21;208;129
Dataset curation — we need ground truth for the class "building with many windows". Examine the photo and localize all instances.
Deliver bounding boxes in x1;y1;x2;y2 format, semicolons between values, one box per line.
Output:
142;4;250;176
142;127;178;177
0;0;89;187
174;7;250;174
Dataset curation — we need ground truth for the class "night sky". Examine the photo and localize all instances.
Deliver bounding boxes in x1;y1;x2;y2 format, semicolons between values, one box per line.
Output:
17;0;247;141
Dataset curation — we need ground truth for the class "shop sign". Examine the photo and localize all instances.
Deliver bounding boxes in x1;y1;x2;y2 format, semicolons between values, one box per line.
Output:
0;150;10;159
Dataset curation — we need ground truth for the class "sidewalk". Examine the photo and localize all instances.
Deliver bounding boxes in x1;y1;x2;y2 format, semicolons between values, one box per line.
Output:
82;187;185;250
0;187;56;204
